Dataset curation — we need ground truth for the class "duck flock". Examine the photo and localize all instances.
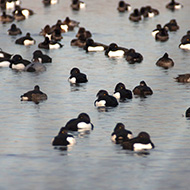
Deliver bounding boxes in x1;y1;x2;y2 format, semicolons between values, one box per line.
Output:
0;0;190;153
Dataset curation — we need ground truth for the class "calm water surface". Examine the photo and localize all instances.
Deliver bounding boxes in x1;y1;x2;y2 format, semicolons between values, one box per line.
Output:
1;0;190;189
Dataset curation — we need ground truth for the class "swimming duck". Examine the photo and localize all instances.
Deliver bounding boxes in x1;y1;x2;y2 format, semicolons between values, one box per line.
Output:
60;113;94;131
122;132;154;151
32;50;52;63
9;54;31;70
20;85;48;102
151;24;162;37
0;11;14;23
52;129;76;146
51;28;63;41
43;0;58;6
62;17;80;31
111;123;133;144
76;27;92;39
83;38;108;52
94;90;118;108
155;28;169;42
105;43;128;58
113;82;133;101
156;53;174;69
39;25;52;36
24;58;46;72
129;9;141;22
15;32;36;46
117;1;131;12
71;0;85;11
174;74;190;83
13;9;25;21
7;23;22;35
68;67;88;84
164;19;179;31
38;37;63;49
70;34;87;48
133;81;153;96
125;49;143;64
12;5;34;18
179;31;190;50
166;0;183;11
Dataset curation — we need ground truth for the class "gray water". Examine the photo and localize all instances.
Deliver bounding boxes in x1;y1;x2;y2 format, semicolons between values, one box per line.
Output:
1;0;190;189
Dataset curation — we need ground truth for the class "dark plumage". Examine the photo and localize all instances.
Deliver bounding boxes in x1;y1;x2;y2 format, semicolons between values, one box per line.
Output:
129;9;141;22
15;33;35;46
0;49;12;59
185;107;190;117
156;53;174;69
117;1;131;12
133;81;153;97
155;28;169;42
32;50;52;63
0;11;14;23
126;49;143;64
105;43;128;57
166;0;183;11
94;90;118;108
164;19;179;31
7;23;22;35
38;37;63;49
174;74;190;83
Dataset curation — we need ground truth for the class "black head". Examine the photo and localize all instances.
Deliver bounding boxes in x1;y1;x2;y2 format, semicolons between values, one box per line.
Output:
119;1;125;7
140;81;147;86
11;24;16;30
33;50;43;56
96;90;109;97
185;107;190;117
78;113;91;123
26;32;31;37
78;27;85;34
187;31;190;35
108;43;118;51
34;85;40;91
115;82;126;91
70;67;80;75
114;122;125;132
137;132;150;139
163;53;169;58
134;9;139;15
156;24;162;29
86;38;94;46
64;17;70;24
44;37;50;43
11;54;22;62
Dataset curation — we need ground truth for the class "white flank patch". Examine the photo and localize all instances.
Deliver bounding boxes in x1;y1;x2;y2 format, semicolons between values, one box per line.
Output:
175;4;182;9
179;44;190;50
22;10;29;18
0;53;4;58
12;63;25;70
95;100;106;107
113;92;120;100
127;134;133;139
61;25;68;32
80;2;86;9
77;122;92;130
151;30;159;37
24;40;35;46
6;2;15;9
49;44;60;49
0;61;10;67
45;34;52;40
111;134;116;142
88;46;104;52
21;96;29;101
133;143;153;151
128;6;132;11
108;50;124;57
51;0;58;5
148;12;154;18
67;137;76;145
69;77;76;84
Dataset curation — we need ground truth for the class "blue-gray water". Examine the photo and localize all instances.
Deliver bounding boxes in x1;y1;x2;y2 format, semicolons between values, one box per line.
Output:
1;0;190;189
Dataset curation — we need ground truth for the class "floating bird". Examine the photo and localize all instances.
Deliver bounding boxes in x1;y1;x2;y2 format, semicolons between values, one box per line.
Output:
166;0;183;11
15;33;36;46
126;49;143;64
32;50;52;63
133;81;153;96
38;37;63;49
7;23;22;35
24;58;46;72
164;19;179;31
156;53;174;69
155;28;169;42
129;9;141;22
174;74;190;83
0;11;14;23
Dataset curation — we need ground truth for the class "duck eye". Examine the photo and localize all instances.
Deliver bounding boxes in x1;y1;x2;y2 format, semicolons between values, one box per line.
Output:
104;93;106;96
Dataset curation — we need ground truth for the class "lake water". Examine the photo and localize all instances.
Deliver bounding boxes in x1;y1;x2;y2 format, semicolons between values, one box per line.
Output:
1;0;190;189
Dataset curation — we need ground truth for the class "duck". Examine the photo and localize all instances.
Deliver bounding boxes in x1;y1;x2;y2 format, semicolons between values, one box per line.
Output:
24;58;46;72
15;33;36;46
155;28;169;42
133;81;153;96
151;24;162;37
32;50;52;63
71;0;86;11
12;5;34;18
50;28;63;41
174;74;190;83
0;11;14;23
185;107;190;117
0;48;12;59
156;53;174;69
94;90;118;108
52;129;76;146
38;37;63;50
20;85;48;102
68;67;88;84
13;9;25;21
105;43;128;58
39;25;52;36
179;31;190;50
166;0;183;11
129;9;141;22
43;0;58;6
60;113;94;131
83;38;108;52
125;49;143;64
51;20;68;33
111;123;133;144
122;132;154;151
164;19;179;31
76;27;92;39
117;1;131;12
7;23;22;35
62;17;80;31
9;54;31;70
113;82;133;101
70;34;87;48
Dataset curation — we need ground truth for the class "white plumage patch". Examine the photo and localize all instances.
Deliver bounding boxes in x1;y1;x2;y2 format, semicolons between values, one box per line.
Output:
21;96;29;101
127;134;133;139
175;4;182;9
127;6;132;11
11;63;25;70
95;100;106;107
88;46;104;52
61;25;68;32
151;30;159;37
108;50;124;57
24;40;35;46
77;122;92;130
111;134;116;142
179;44;190;50
45;34;52;40
49;43;61;49
22;10;30;18
0;61;10;67
69;77;76;84
67;137;76;145
133;143;153;151
6;2;15;9
148;12;154;18
80;2;86;8
51;0;58;5
113;92;120;100
0;53;4;58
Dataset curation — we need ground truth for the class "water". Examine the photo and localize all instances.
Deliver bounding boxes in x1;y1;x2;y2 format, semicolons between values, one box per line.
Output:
0;0;190;189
